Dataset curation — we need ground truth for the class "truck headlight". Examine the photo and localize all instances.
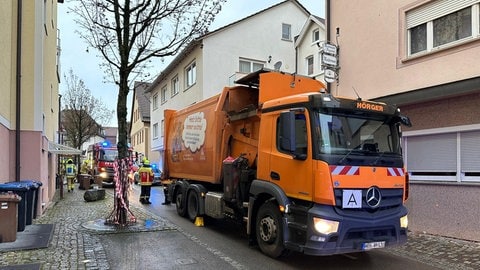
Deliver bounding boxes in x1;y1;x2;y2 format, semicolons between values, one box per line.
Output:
400;215;408;228
313;217;339;235
99;172;108;179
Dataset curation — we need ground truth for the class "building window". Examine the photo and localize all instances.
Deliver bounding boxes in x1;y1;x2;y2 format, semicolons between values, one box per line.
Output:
185;61;196;88
161;120;165;138
153;93;158;110
171;76;179;97
406;1;479;57
433;7;472;47
312;29;320;43
161;86;167;103
239;58;264;73
282;23;292;40
306;55;314;75
153;123;158;139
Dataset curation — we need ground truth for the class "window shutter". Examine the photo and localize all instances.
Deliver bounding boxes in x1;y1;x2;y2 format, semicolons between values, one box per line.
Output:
406;133;457;171
406;0;479;28
460;131;480;172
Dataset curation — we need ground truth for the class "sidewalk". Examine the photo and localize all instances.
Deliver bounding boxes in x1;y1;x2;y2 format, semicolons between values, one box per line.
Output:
1;184;480;269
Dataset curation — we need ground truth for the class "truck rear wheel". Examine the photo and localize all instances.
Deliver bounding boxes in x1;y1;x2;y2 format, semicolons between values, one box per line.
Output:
187;190;200;222
175;187;187;217
255;201;287;258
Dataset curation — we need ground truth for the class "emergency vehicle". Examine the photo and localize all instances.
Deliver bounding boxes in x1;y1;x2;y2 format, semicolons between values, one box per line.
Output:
86;141;133;185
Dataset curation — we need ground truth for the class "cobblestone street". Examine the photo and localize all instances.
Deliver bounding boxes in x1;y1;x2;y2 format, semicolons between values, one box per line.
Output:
1;185;479;269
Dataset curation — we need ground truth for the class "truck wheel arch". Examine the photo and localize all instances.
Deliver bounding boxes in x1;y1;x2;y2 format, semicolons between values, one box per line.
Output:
247;180;291;240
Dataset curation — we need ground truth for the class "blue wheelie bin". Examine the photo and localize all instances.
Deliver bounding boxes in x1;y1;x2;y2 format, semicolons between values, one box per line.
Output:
20;180;42;219
6;181;36;226
0;183;29;231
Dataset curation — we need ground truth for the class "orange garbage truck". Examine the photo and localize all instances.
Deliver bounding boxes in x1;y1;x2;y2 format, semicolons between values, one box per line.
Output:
163;70;412;258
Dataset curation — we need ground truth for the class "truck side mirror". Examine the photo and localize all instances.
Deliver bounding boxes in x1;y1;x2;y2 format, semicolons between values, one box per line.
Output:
397;114;412;127
400;115;412;127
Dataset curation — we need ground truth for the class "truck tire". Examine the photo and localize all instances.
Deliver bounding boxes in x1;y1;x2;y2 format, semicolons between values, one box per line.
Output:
187;190;200;222
175;187;187;217
255;201;287;258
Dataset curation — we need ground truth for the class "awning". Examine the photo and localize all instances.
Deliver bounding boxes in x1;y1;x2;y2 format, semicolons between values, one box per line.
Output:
48;142;82;155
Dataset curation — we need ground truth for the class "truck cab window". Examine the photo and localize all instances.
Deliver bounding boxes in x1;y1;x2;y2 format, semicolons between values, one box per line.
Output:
317;112;401;156
277;113;308;158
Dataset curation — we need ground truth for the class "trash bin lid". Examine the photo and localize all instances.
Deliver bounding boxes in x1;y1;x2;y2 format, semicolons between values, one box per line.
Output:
0;182;30;191
20;180;40;188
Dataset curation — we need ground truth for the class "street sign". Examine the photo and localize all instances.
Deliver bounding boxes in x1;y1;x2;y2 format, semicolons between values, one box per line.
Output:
323;43;337;56
322;54;337;66
324;69;336;83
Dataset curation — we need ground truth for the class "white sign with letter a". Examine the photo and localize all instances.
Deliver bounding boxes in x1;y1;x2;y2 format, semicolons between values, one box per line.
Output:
342;190;362;208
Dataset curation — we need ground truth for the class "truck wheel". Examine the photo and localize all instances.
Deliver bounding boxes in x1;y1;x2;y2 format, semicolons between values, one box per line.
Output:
176;188;187;217
255;201;287;258
187;190;200;222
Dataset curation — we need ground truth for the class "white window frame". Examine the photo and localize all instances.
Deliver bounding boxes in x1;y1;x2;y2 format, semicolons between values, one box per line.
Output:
404;123;480;183
161;85;167;103
312;28;320;44
171;76;179;97
406;1;480;57
185;61;196;88
152;93;158;110
239;58;265;74
161;120;165;139
153;123;158;139
306;55;314;75
282;23;292;41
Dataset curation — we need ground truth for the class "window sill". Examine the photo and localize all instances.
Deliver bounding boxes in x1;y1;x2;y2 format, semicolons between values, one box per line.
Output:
402;35;480;63
184;83;196;92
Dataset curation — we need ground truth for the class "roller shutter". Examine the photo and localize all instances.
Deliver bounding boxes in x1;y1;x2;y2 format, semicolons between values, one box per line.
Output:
406;133;456;172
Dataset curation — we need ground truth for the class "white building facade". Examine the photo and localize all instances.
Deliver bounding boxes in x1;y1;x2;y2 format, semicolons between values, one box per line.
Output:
147;0;316;170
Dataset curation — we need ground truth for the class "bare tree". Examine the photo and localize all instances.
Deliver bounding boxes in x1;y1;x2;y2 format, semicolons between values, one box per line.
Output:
62;68;114;150
71;0;225;158
70;0;225;225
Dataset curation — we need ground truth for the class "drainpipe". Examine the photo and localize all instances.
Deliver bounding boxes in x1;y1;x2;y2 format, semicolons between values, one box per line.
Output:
325;0;331;93
15;0;23;182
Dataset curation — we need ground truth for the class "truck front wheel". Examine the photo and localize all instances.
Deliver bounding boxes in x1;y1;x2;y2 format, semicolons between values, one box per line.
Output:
255;201;287;258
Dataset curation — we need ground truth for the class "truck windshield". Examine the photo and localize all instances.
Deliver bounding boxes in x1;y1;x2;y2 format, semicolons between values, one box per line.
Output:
315;112;402;163
99;149;117;161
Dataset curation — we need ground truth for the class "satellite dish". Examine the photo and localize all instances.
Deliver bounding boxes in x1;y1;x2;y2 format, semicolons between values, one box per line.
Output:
274;61;282;71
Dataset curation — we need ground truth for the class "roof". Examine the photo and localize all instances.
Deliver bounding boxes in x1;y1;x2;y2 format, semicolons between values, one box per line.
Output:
48;142;82;155
133;81;152;121
145;0;311;93
294;14;326;47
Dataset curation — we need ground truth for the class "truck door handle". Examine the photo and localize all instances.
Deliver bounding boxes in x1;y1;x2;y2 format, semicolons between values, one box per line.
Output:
270;171;280;180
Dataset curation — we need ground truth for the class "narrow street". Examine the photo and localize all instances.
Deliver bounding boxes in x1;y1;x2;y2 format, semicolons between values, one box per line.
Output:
127;185;480;270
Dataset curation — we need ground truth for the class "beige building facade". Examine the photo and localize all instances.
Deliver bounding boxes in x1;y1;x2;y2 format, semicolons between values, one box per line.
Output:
130;82;159;165
328;0;480;241
0;0;64;215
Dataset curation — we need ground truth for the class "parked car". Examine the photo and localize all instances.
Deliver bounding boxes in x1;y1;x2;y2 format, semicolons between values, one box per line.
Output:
152;166;162;186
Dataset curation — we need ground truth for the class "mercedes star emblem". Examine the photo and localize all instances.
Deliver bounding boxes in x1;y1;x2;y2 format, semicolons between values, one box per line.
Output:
366;186;381;208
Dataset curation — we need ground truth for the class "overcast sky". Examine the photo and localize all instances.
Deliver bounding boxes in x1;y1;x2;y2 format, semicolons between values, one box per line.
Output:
58;0;325;127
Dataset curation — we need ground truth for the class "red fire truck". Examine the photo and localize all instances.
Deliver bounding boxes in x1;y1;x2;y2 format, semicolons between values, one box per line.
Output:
86;141;134;185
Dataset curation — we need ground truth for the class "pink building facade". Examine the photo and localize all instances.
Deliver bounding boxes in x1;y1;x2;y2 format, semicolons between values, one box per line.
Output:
328;0;480;241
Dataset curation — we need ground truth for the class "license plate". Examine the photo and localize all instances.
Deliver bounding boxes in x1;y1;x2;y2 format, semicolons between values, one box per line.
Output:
361;241;385;250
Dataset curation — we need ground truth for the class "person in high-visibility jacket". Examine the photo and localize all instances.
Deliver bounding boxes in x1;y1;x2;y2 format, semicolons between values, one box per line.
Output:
65;159;77;192
138;158;154;204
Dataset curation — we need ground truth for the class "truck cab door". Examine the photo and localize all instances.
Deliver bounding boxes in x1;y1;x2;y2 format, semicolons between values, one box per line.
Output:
267;111;314;201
